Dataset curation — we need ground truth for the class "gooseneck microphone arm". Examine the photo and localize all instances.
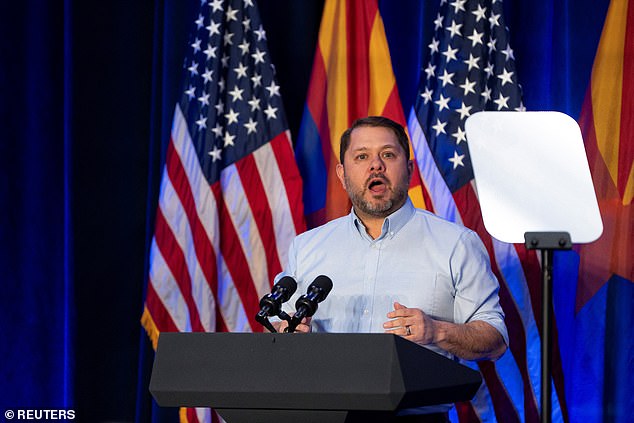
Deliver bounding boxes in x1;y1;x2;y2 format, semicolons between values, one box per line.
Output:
255;314;277;333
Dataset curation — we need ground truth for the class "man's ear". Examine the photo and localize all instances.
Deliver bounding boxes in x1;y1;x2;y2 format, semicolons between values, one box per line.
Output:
407;159;414;183
335;163;347;190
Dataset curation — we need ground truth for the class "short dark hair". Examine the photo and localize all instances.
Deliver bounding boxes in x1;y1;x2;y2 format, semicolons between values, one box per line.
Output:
339;116;410;164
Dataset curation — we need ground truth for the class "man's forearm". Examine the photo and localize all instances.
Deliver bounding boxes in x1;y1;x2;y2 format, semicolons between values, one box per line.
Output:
432;320;507;361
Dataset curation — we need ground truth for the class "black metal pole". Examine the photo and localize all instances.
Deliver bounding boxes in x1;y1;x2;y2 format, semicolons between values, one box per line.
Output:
524;232;571;423
541;249;553;423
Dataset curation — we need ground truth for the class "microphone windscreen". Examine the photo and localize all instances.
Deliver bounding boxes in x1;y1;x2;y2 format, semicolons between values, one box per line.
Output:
310;275;333;298
275;276;298;302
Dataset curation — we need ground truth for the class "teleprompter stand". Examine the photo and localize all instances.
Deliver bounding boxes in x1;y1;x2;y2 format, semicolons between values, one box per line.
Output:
524;231;572;423
150;333;483;423
465;112;603;423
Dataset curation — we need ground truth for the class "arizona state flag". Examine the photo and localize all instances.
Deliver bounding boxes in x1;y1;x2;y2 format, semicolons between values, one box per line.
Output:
295;0;430;228
561;0;633;420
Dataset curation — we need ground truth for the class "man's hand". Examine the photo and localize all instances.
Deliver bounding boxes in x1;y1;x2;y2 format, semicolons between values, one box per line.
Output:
383;302;507;361
274;316;312;333
383;302;435;344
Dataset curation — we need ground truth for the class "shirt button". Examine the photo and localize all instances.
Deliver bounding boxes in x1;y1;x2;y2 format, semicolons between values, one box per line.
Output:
363;309;369;315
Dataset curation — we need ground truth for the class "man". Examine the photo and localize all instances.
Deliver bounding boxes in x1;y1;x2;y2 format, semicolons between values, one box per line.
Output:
276;116;507;420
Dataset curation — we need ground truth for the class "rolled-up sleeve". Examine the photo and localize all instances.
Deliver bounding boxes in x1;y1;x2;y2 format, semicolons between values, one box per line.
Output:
451;230;509;347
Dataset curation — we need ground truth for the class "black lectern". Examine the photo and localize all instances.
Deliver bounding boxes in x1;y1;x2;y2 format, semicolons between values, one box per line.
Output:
150;333;482;423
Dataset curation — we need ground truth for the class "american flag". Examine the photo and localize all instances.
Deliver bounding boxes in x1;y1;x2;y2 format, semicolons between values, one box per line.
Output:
141;0;305;421
408;0;565;421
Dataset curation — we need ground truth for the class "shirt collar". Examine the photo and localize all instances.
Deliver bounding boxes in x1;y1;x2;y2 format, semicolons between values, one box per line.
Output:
350;198;416;241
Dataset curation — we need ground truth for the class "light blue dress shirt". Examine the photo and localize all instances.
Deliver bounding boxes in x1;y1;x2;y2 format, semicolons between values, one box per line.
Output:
278;198;508;355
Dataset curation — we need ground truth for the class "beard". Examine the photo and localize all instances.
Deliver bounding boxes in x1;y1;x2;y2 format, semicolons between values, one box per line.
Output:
344;173;409;218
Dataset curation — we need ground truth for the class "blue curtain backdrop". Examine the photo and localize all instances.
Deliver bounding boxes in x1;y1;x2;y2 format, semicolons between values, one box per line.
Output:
0;0;71;413
0;0;620;421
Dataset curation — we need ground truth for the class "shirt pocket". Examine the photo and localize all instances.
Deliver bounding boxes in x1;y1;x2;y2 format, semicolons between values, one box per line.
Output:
385;271;454;321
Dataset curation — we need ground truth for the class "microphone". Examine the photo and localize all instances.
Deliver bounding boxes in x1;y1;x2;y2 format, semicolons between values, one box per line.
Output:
257;276;297;318
287;275;333;333
255;276;297;332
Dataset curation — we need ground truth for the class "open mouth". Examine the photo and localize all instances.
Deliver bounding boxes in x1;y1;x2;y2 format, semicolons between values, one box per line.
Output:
367;177;388;194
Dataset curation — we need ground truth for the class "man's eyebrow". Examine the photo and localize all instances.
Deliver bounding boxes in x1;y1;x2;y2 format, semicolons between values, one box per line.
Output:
350;144;398;152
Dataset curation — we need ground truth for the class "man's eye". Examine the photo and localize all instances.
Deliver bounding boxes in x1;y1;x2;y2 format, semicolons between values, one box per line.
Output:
383;152;395;158
356;154;368;160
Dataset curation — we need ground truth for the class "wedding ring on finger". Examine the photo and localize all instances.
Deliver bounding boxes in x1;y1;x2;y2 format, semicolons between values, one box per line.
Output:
405;326;411;336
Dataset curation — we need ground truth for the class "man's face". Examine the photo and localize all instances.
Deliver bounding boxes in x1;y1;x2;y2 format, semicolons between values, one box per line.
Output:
336;125;412;219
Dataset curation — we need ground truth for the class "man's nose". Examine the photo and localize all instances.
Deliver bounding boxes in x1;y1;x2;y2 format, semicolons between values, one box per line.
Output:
369;155;385;171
